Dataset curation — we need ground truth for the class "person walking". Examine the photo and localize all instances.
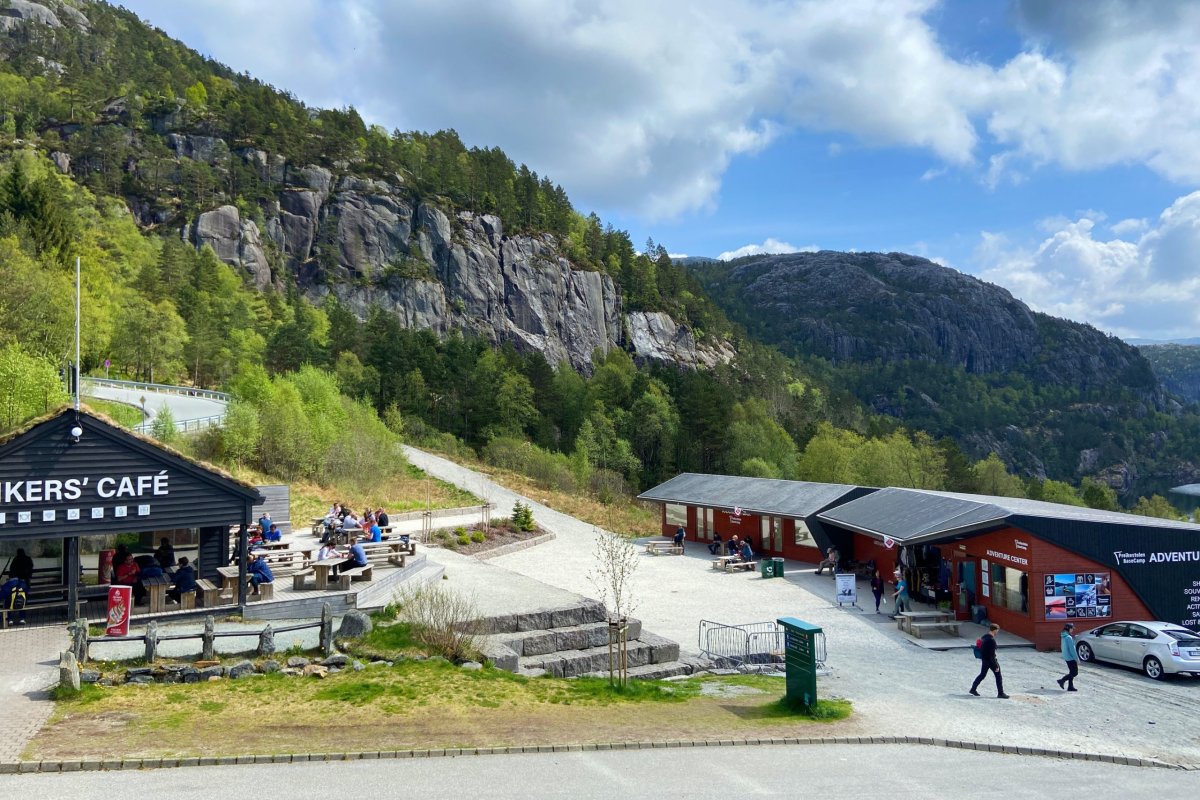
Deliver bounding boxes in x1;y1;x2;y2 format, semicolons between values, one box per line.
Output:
970;623;1009;699
870;569;886;614
1057;622;1079;691
890;570;911;617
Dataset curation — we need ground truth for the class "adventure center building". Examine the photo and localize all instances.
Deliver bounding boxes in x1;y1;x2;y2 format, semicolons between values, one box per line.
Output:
640;474;1200;649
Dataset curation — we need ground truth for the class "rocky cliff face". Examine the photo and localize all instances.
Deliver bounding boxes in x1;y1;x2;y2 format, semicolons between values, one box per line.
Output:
162;138;730;373
697;250;1159;397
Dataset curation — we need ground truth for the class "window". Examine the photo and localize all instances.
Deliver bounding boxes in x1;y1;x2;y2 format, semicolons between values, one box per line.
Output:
665;503;687;529
794;519;818;549
700;507;712;540
990;564;1028;614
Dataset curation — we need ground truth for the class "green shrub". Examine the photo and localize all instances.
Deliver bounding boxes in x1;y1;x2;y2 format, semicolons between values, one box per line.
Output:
483;436;576;492
456;534;471;547
470;531;486;544
454;526;467;537
511;501;535;532
435;530;449;540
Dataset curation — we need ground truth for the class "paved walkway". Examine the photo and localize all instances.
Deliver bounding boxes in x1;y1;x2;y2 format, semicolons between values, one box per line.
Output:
0;625;68;762
404;446;1200;766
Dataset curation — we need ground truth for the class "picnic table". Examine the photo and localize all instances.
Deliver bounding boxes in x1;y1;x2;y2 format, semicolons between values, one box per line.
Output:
312;557;348;590
143;574;172;613
256;540;291;551
711;555;740;570
645;541;683;555
896;609;961;637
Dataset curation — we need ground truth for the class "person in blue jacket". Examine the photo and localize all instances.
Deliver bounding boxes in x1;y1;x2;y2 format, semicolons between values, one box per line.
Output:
168;557;197;604
264;523;283;542
739;539;754;562
368;522;382;543
247;553;274;595
672;525;685;549
1057;622;1079;691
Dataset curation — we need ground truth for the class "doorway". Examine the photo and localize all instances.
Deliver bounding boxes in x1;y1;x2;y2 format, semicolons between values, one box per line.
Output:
956;558;978;620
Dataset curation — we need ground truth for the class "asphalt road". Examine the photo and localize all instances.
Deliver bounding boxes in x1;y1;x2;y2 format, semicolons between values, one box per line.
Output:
83;383;226;426
4;745;1197;797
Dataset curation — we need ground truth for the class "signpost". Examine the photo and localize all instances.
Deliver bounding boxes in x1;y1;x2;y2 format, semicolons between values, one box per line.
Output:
778;617;822;711
835;573;861;610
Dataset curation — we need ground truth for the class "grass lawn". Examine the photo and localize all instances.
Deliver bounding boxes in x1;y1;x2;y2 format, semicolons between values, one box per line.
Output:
83;398;144;429
32;659;851;760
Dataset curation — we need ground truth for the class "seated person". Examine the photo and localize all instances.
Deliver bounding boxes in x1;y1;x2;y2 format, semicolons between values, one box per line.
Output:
738;539;754;563
263;523;282;542
1;576;28;625
113;553;144;603
8;547;34;585
376;507;389;528
316;543;341;562
726;535;741;557
815;547;840;576
707;532;724;555
672;526;685;549
167;557;197;603
335;537;368;579
368;522;382;543
154;537;175;570
247;554;274;595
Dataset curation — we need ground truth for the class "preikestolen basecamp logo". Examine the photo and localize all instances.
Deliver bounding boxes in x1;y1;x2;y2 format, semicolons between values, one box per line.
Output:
1114;551;1146;565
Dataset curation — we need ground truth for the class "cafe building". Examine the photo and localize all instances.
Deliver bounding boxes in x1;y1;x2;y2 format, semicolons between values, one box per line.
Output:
637;472;874;563
0;406;264;621
641;474;1200;649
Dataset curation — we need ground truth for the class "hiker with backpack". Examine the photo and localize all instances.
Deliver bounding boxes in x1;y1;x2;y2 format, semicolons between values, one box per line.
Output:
2;575;28;626
969;622;1009;699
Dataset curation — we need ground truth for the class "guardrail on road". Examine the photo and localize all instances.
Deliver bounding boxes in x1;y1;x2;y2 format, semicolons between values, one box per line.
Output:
82;377;232;403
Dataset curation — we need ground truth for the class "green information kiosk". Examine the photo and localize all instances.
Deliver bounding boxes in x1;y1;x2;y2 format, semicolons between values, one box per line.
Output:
778;617;822;710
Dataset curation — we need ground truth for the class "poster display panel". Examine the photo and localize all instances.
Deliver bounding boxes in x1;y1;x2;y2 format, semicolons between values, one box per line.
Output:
1044;572;1112;620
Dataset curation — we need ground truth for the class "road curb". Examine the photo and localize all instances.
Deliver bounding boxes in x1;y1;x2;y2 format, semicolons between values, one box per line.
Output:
2;735;1191;774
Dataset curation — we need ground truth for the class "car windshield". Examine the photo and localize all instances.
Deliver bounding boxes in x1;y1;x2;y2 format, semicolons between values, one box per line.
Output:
1162;629;1200;643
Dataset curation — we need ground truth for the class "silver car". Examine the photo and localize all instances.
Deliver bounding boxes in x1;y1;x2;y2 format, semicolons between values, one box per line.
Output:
1074;621;1200;680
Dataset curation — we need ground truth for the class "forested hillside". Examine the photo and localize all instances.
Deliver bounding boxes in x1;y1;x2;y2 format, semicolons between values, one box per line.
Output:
1139;345;1200;407
0;0;1187;517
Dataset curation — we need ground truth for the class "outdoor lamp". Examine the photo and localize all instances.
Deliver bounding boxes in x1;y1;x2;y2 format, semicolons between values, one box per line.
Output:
69;424;83;443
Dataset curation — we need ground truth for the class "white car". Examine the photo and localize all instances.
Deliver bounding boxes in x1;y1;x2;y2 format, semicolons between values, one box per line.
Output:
1074;621;1200;680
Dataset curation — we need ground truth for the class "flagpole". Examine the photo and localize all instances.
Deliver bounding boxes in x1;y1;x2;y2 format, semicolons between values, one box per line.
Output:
75;255;81;412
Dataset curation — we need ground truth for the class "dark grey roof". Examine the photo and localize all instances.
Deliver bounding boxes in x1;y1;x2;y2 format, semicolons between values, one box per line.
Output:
637;473;861;519
818;487;1200;543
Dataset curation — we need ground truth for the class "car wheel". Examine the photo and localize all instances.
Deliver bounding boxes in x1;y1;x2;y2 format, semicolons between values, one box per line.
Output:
1143;656;1166;680
1076;642;1093;663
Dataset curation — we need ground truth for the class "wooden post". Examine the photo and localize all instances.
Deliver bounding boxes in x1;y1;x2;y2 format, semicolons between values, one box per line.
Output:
144;619;158;663
236;521;249;608
320;603;333;657
65;536;80;622
202;615;215;661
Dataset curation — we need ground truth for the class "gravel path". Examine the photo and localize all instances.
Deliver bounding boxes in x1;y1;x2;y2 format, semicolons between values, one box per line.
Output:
404;446;1200;766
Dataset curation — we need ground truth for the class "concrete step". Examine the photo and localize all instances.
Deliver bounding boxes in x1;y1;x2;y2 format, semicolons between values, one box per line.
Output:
517;633;681;678
581;661;697;681
469;599;607;634
489;618;643;657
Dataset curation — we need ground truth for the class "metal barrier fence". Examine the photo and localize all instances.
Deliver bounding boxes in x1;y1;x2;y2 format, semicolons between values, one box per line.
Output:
698;619;827;668
82;377;232;403
133;414;226;434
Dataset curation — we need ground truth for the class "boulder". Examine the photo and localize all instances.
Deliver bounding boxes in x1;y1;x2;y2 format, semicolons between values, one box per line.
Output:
58;651;80;692
286;656;310;668
460;661;483;671
227;660;256;680
321;654;349;667
302;665;328;679
127;674;155;685
351;661;364;672
79;669;101;684
199;665;224;681
0;2;63;31
336;611;373;640
260;660;281;674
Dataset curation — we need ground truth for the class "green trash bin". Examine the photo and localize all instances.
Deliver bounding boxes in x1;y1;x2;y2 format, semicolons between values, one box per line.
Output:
760;559;773;578
772;557;785;577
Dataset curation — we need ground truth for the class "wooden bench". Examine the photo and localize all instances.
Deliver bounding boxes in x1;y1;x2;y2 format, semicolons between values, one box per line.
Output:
196;579;222;607
331;564;373;592
645;541;684;555
726;560;758;573
359;541;408;566
248;582;274;602
908;620;962;638
292;568;315;591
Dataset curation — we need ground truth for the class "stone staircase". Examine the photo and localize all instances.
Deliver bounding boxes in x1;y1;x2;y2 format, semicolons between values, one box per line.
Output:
474;599;701;680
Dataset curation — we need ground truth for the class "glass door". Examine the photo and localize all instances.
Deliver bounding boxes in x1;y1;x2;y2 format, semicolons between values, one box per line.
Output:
956;559;977;618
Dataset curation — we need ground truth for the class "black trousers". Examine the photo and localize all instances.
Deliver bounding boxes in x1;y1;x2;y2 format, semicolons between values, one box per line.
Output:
1060;659;1079;688
971;658;1004;695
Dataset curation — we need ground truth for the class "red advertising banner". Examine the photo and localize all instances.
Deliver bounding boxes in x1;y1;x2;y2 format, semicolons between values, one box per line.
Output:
106;585;133;636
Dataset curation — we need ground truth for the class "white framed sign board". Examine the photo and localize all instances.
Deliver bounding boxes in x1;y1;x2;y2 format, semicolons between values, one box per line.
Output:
835;573;860;610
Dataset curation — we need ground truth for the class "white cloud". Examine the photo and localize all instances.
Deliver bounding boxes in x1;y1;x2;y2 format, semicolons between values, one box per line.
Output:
667;252;688;260
1110;218;1149;237
973;192;1200;339
718;238;817;261
118;1;1200;220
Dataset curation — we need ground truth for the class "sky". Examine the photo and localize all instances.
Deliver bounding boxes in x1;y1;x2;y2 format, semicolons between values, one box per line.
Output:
117;0;1200;342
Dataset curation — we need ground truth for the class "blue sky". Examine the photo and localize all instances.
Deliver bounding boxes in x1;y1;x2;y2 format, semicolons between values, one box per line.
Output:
119;0;1200;341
